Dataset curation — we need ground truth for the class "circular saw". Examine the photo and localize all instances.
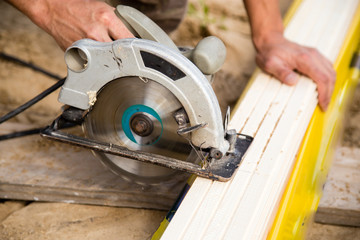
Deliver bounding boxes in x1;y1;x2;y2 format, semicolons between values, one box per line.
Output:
41;5;253;184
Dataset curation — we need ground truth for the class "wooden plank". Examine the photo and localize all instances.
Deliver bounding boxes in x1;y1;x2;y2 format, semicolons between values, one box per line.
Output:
160;0;360;239
0;122;187;210
160;73;275;239
199;82;296;240
161;75;283;240
225;79;318;239
225;0;359;234
322;1;358;61
229;72;271;132
283;0;326;45
315;146;360;227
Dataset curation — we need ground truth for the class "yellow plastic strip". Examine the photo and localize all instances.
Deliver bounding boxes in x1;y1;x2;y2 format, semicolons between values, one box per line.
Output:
151;175;196;240
268;3;360;239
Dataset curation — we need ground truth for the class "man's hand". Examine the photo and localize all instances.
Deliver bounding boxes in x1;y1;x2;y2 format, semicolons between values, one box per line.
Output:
254;32;336;111
244;0;336;111
6;0;134;50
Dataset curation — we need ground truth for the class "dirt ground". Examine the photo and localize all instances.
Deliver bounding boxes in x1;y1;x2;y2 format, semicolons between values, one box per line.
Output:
0;0;359;239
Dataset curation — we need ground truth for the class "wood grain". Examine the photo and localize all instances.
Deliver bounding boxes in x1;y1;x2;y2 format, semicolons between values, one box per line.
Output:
315;147;360;227
0;122;188;210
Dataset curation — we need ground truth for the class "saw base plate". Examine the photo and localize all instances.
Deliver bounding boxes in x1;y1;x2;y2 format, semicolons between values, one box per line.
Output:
41;117;253;182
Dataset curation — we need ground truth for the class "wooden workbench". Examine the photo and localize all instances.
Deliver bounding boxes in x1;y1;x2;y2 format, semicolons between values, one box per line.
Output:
0;122;187;210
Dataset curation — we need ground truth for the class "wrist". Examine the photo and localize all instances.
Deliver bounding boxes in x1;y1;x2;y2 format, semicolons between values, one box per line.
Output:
27;0;52;32
252;30;285;51
6;0;51;32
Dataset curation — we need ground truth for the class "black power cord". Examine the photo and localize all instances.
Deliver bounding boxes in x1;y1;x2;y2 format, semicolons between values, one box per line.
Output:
0;52;66;140
0;78;65;124
0;52;62;81
0;127;44;141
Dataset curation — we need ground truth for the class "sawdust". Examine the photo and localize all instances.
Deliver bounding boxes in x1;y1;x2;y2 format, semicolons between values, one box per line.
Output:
306;222;360;240
0;202;166;240
0;201;27;222
87;91;98;106
343;85;360;148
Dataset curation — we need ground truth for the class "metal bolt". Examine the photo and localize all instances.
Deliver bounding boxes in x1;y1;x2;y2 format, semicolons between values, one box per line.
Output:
130;114;154;137
210;148;223;160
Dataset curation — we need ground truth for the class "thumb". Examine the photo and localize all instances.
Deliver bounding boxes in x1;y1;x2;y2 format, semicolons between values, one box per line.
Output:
269;64;299;85
256;54;299;86
282;71;299;85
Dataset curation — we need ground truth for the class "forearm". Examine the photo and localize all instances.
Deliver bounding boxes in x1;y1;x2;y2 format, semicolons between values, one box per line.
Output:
5;0;50;30
4;0;134;50
243;0;284;50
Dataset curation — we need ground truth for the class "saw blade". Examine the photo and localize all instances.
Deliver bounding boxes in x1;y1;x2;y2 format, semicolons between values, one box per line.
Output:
83;77;193;184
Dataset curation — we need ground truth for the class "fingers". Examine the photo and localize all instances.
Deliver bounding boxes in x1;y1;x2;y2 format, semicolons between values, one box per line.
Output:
54;2;134;50
294;47;336;110
255;40;336;111
256;53;299;85
84;26;113;43
93;5;134;40
86;5;134;42
108;16;135;40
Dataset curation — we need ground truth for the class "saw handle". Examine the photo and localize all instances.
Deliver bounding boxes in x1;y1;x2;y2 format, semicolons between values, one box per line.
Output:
115;5;178;51
115;5;226;75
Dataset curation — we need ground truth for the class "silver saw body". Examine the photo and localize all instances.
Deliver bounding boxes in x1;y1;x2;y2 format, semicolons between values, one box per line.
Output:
59;37;230;181
41;5;252;183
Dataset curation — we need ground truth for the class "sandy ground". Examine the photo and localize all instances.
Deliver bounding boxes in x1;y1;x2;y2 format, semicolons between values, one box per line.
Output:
0;0;359;239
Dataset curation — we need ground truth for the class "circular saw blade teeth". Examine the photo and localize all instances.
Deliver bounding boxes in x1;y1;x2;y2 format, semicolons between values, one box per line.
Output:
83;77;193;184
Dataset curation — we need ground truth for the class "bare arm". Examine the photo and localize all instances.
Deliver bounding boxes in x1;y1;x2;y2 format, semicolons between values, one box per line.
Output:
243;0;336;111
5;0;134;51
